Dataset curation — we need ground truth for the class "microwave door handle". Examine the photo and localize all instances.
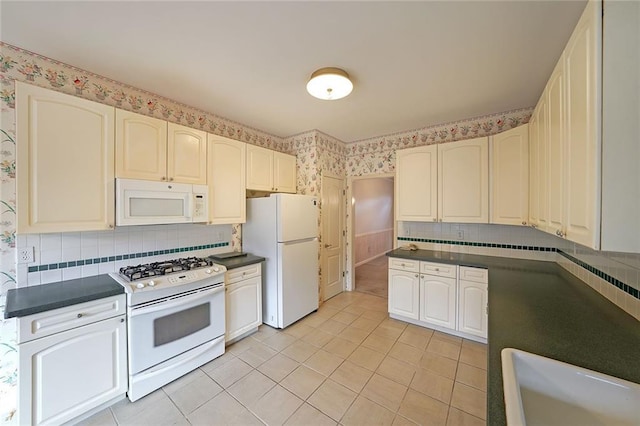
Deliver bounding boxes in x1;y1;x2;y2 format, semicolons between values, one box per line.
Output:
129;285;223;317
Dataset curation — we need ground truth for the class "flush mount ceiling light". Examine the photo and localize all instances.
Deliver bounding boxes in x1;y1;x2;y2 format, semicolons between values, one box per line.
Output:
306;67;353;100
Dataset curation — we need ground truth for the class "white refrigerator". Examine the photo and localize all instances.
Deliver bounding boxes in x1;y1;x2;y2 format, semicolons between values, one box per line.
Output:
243;194;319;328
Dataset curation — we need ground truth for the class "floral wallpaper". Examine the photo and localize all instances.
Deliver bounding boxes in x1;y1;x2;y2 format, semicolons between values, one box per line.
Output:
0;41;536;424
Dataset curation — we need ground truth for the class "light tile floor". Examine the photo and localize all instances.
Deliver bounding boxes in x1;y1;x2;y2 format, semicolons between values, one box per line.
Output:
81;291;487;426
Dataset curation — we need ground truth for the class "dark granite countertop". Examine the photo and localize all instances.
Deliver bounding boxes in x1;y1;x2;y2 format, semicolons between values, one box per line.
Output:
386;249;640;426
208;253;265;270
4;274;124;319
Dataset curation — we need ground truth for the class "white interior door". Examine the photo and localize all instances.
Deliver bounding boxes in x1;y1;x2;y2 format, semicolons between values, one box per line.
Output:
321;175;344;301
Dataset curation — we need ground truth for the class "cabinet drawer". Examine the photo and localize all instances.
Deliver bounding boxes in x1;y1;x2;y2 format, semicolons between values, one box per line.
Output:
388;257;420;273
227;263;261;285
460;266;488;283
420;261;457;278
17;295;126;344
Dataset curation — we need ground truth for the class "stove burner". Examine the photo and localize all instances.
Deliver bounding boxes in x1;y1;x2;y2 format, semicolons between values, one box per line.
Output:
119;257;213;281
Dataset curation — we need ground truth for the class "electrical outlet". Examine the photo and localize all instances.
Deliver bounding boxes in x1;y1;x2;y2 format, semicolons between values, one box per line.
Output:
457;230;464;240
18;247;34;263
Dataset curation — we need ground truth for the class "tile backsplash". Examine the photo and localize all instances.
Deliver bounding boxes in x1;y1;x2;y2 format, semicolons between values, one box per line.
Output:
16;223;233;287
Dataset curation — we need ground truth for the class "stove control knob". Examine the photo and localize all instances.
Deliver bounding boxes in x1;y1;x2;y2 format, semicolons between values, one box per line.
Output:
205;269;212;274
136;282;145;289
148;280;156;287
212;266;220;272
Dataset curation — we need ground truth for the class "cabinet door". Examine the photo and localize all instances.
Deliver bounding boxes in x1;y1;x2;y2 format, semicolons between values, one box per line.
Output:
419;274;456;329
16;82;115;233
115;109;167;181
528;110;540;227
547;61;565;236
564;0;600;249
458;279;488;339
273;152;297;193
388;269;419;320
167;123;207;184
18;316;126;425
438;137;489;223
491;124;529;226
536;96;550;231
395;145;438;222
226;275;262;342
208;135;246;224
246;145;274;191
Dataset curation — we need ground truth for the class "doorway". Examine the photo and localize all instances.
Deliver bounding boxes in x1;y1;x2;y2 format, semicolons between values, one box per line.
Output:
350;176;394;298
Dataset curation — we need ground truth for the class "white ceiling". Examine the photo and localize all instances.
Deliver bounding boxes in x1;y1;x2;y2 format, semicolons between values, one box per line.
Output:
1;1;587;143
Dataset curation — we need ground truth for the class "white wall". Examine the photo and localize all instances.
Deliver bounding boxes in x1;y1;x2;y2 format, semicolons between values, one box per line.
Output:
353;178;394;265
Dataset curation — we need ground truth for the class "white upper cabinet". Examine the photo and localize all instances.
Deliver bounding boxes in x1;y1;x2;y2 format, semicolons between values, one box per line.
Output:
116;111;207;184
115;110;167;181
167;123;207;184
490;124;529;226
273;151;297;193
395;145;438;222
208;134;246;224
16;82;115;233
601;0;640;252
546;60;565;237
438;137;489;223
246;144;296;193
564;0;600;249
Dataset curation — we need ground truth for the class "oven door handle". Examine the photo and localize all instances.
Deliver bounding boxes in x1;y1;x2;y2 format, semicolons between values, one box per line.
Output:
129;285;224;317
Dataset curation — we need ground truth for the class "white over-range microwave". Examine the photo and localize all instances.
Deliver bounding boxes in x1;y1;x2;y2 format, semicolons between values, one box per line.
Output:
116;178;208;226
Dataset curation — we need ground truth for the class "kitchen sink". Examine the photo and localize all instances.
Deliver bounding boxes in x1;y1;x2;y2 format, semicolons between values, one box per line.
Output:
501;348;640;426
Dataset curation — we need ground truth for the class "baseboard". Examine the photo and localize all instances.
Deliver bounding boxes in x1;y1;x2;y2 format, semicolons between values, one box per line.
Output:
355;252;388;268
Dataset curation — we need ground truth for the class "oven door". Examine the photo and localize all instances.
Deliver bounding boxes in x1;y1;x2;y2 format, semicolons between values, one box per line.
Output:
127;285;225;375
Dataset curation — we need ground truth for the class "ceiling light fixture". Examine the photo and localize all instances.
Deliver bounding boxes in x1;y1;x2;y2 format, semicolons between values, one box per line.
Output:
306;67;353;100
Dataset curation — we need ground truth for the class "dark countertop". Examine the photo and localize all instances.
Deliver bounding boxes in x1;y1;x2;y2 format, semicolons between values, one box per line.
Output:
386;249;640;426
208;253;265;270
4;274;124;319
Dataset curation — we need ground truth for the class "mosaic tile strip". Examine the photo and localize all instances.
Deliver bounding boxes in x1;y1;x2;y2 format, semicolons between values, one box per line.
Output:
398;236;640;300
27;242;229;273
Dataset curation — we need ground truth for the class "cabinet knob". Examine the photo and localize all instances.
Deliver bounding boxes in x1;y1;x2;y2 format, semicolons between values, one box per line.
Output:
120;318;125;323
530;224;538;229
108;224;114;229
161;176;167;181
521;221;527;226
435;268;439;271
415;274;419;278
77;313;83;318
439;219;443;222
401;263;405;267
169;177;174;182
433;218;437;222
556;230;565;238
275;188;278;191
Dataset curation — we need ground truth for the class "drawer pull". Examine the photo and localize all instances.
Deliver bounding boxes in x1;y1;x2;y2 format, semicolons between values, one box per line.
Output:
435;268;440;271
401;263;406;267
77;313;83;318
120;318;125;323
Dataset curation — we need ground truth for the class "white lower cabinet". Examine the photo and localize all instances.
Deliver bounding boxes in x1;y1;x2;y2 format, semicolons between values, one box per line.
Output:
388;258;488;342
388;269;420;320
457;276;489;339
225;263;263;343
18;295;127;425
419;275;457;329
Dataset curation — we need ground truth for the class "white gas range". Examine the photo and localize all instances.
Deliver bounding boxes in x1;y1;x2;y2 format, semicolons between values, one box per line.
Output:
109;257;227;402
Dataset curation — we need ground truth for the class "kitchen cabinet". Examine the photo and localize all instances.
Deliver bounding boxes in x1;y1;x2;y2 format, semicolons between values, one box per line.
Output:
395;137;488;223
16;82;115;233
547;60;565;237
395;145;438;222
457;267;488;339
490;124;529;226
438;137;489;223
207;135;246;224
419;262;457;329
225;262;262;343
388;257;487;343
167;123;207;184
246;144;296;193
17;295;127;425
115;109;168;182
116;111;207;184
